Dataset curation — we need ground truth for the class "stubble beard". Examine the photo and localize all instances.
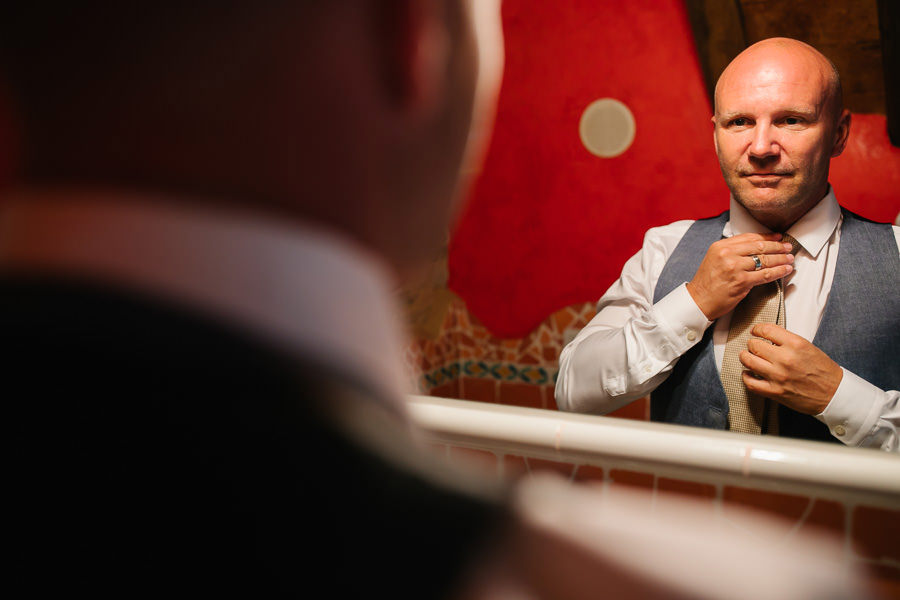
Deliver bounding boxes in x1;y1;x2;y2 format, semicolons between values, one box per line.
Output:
724;167;827;231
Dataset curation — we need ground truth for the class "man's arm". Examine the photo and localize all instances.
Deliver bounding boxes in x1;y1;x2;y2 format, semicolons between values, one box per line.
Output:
556;225;793;415
742;323;900;452
555;282;712;415
740;227;900;452
555;221;707;414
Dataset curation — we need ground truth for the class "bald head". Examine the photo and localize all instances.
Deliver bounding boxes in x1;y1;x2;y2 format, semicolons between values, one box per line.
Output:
715;38;843;126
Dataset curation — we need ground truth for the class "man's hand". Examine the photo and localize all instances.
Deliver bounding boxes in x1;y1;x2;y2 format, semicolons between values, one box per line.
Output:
739;323;843;415
686;233;794;320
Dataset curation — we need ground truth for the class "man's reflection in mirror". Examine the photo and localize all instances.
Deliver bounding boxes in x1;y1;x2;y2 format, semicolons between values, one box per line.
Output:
556;38;900;452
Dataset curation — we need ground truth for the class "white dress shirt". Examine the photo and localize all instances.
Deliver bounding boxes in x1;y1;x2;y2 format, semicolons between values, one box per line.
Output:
0;189;412;418
556;188;900;452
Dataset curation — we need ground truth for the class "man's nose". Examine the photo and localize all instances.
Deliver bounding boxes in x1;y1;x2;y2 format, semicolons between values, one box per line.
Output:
748;124;780;159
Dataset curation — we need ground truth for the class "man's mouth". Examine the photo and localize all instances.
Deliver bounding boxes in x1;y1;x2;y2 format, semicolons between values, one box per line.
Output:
740;170;793;178
741;171;794;185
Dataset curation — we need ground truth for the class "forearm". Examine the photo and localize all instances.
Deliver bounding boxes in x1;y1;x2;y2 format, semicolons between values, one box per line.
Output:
555;327;669;415
555;284;710;414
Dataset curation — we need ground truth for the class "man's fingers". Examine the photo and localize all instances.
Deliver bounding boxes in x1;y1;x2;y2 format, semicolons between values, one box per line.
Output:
732;240;794;257
730;232;784;243
740;347;774;373
745;253;794;271
746;263;793;284
746;337;779;361
742;370;779;397
750;323;795;345
691;232;794;321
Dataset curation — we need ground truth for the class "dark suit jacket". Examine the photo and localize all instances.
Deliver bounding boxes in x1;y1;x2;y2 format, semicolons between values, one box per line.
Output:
6;277;504;597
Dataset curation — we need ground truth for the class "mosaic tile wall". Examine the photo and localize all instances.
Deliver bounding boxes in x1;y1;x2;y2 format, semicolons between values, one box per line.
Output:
404;295;651;421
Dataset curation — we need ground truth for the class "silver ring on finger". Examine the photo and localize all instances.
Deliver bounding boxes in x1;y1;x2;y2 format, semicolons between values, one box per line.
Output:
750;254;763;270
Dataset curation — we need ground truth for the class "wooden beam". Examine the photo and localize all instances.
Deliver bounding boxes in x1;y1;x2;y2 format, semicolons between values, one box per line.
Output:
684;0;747;110
878;0;900;146
739;0;884;115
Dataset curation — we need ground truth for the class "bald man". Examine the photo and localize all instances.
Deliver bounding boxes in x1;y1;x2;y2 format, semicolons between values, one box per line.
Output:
3;6;866;600
556;38;900;451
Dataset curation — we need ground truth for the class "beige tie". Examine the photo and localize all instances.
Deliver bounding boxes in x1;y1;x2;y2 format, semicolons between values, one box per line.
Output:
721;234;800;434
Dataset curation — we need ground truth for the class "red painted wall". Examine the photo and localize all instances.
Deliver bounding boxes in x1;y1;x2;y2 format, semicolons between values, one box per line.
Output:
830;113;900;223
449;0;900;339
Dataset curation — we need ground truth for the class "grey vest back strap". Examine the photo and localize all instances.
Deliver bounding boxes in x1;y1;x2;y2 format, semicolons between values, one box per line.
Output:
650;209;900;443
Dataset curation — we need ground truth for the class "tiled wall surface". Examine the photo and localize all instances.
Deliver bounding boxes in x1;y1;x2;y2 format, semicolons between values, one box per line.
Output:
406;296;571;403
405;296;648;418
431;444;900;598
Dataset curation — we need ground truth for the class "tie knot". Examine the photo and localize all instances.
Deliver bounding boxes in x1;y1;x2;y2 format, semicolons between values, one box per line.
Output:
781;233;801;256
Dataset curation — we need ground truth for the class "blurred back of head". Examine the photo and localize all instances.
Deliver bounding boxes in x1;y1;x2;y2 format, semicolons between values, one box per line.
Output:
0;0;503;278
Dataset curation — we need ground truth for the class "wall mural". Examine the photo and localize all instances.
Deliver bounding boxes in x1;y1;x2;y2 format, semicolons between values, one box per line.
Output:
407;0;900;404
450;0;900;339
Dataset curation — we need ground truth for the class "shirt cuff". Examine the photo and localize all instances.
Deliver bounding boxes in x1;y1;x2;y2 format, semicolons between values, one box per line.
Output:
650;283;713;350
816;368;884;446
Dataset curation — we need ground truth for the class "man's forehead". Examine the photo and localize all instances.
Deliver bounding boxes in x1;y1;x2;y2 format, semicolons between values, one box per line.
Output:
732;53;824;81
724;38;831;76
716;49;831;113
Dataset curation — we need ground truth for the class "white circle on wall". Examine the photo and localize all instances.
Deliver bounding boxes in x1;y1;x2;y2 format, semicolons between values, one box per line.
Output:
579;98;636;158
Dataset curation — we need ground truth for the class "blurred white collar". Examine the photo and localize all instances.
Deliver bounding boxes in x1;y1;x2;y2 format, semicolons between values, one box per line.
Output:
0;188;411;413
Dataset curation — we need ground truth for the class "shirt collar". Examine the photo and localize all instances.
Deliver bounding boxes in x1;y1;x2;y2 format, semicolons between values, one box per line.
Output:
0;188;412;414
725;186;841;258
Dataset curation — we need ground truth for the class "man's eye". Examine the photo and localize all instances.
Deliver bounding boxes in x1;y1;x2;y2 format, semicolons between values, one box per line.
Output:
730;118;748;127
784;117;803;125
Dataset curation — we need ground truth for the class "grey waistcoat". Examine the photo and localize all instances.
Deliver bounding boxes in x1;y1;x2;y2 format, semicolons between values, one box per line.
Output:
650;208;900;443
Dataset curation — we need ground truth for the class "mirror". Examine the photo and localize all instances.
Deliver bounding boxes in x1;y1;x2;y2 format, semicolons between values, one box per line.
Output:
410;0;898;455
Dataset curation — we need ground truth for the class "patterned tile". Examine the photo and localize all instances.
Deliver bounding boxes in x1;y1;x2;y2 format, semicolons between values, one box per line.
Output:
462;360;490;377
406;296;598;405
490;363;519;381
518;366;549;385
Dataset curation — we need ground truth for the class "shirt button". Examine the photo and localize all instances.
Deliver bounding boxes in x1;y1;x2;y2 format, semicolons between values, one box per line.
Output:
834;425;846;436
686;330;697;341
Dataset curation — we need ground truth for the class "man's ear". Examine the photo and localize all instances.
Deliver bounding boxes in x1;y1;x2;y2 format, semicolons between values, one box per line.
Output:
380;0;449;115
712;116;719;154
830;109;851;157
